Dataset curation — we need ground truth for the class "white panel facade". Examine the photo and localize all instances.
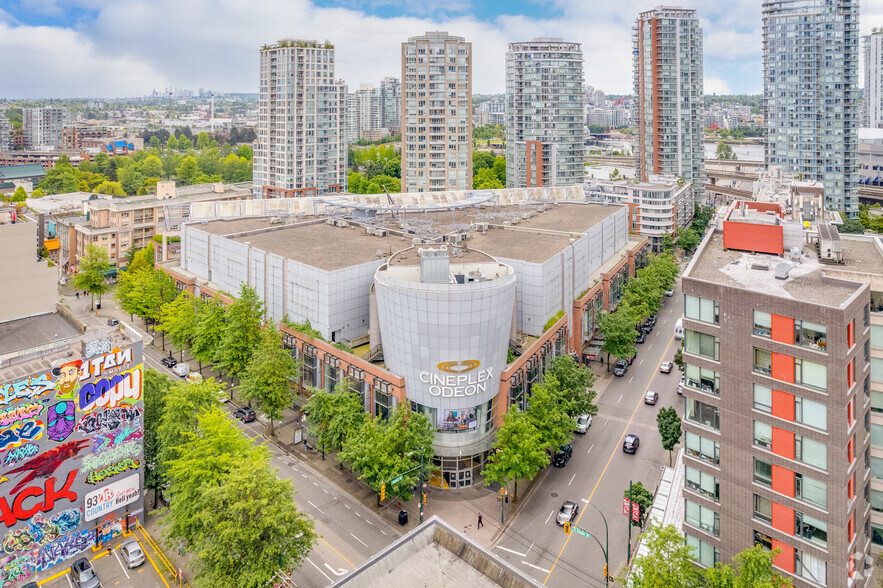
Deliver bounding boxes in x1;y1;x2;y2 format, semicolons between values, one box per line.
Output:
210;238;250;296
250;248;267;306
181;226;211;279
266;254;285;322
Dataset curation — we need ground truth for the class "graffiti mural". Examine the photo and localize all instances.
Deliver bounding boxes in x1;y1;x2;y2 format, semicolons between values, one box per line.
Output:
52;360;82;401
96;519;123;545
0;469;78;528
2;508;81;555
0;374;54;408
0;421;44;453
82;441;141;472
0;404;44;429
77;366;143;413
92;426;142;453
0;553;31;588
79;348;134;382
46;401;76;442
85;458;140;485
77;406;141;436
2;445;38;467
6;440;89;496
33;528;94;571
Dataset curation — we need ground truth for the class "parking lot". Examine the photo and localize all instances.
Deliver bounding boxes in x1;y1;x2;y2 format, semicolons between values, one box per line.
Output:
29;526;175;588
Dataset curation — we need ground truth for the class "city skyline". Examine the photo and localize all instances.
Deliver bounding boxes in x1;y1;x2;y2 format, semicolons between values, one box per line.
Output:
2;0;879;99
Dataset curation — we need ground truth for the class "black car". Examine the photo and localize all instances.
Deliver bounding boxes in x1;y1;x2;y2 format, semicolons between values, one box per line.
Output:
623;434;640;454
641;320;653;333
234;407;256;423
552;444;573;467
613;359;629;376
161;356;177;368
636;331;646;344
646;314;657;325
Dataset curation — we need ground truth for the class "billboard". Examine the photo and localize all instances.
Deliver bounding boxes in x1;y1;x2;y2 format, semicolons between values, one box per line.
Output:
0;343;144;586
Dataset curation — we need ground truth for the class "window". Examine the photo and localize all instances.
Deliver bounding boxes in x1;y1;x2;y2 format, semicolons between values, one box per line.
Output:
795;396;827;431
686;535;719;568
374;380;393;421
795;435;827;470
685;500;719;536
686;331;719;361
796;549;827;586
794;359;827;391
686;432;719;466
686;467;719;501
872;489;883;513
873;358;883;383
754;530;773;551
795;473;827;509
754;421;772;449
754;384;772;413
873;523;883;546
754;458;772;487
873;424;883;448
686;296;719;324
794;320;827;351
753;494;772;523
873;390;883;413
685;364;720;396
753;348;772;375
754;310;772;337
872;325;883;348
686;398;720;430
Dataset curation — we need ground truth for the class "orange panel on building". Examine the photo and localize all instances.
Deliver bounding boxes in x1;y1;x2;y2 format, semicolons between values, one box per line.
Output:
847;320;854;348
771;501;794;536
771;427;795;460
771;464;794;497
772;540;795;573
770;314;794;345
722;221;784;255
771;389;795;421
771;352;794;383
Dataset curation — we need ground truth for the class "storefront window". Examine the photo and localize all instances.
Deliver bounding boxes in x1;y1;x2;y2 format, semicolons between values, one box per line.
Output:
302;346;319;388
324;358;339;393
509;373;525;411
374;380;393;421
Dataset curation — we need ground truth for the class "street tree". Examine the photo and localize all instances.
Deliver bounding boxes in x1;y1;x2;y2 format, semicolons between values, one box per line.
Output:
624;481;654;527
656;406;682;466
625;523;703;588
481;408;549;502
177;135;193;151
10;186;27;202
673;341;685;371
214;283;265;379
598;306;638;369
646;253;680;291
158;293;199;358
339;419;395;505
525;375;576;449
143;368;171;507
191;299;225;374
704;545;791;588
303;380;368;454
677;228;701;253
661;232;675;255
238;324;298;436
196;132;210;150
545;354;597;417
139;268;178;329
715;141;737;160
73;244;111;310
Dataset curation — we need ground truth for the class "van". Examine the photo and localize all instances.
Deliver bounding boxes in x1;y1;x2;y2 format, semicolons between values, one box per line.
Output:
172;363;190;378
674;318;685;340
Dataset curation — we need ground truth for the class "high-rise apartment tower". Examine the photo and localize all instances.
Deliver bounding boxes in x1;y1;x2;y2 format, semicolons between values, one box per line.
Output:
401;32;472;193
22;107;69;150
863;30;883;129
505;38;585;188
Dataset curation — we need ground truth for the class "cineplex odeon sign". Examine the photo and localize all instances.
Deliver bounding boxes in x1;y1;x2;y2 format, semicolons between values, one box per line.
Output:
0;343;145;587
419;360;494;398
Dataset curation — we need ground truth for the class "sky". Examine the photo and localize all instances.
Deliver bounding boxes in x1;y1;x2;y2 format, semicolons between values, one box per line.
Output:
1;0;880;99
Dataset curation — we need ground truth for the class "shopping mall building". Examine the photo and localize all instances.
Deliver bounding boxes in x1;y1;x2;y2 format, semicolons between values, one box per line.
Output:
164;187;649;489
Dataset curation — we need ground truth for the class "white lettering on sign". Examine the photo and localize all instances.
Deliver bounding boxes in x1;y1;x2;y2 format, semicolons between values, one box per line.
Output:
419;368;494;397
83;473;140;522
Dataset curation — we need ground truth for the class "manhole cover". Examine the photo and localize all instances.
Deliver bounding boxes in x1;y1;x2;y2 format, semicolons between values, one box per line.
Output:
551;492;558;498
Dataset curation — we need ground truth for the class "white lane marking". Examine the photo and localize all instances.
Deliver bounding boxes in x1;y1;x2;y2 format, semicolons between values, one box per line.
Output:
545;510;555;525
497;545;528;557
662;318;667;325
648;343;653;349
307;558;332;582
366;520;372;525
350;533;368;547
355;511;362;517
628;376;634;384
312;481;319;487
324;563;347;576
344;504;351;510
323;488;329;494
302;474;308;479
307;500;324;514
639;359;644;366
522;561;552;574
587;443;594;454
293;467;298;472
568;473;576;486
380;530;388;536
617;394;623;403
581;499;589;503
113;549;130;579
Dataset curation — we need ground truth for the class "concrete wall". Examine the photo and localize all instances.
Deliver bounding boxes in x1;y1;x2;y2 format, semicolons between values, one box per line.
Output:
0;223;57;324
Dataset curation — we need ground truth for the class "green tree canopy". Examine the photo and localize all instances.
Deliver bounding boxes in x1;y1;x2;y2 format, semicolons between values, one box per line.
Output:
656;406;682;466
238;324;299;435
191;299;226;372
176;155;200;184
525;374;575;451
158;293;200;355
73;244;112;310
715;141;736;160
96;180;125;196
545;355;597;418
599;305;638;368
196;131;210;150
143;368;171;506
677;228;701;253
214;283;265;378
626;523;703;588
10;186;27;202
303;380;369;454
624;481;654;527
481;407;549;501
167;135;179;151
177;135;193;151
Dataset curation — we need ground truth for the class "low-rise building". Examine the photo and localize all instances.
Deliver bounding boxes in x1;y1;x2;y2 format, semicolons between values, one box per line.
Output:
61;127;112;150
0;163;47;194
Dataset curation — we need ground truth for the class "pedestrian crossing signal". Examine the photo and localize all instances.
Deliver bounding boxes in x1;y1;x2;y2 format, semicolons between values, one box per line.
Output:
563;521;571;535
380;484;385;501
603;564;608;578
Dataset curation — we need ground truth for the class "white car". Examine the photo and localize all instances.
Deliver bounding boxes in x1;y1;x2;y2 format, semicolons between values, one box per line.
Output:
677;377;685;395
665;289;675;297
172;362;190;378
575;414;592;434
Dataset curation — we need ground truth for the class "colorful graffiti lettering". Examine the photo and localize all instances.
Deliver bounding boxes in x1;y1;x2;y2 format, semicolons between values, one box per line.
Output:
82;441;141;472
33;529;94;572
0;421;44;453
0;373;53;408
2;508;81;555
6;440;89;496
77;406;142;435
79;348;134;382
0;553;32;588
92;426;142;453
85;458;140;485
0;404;44;428
2;444;38;467
46;401;76;442
0;469;78;528
78;366;143;413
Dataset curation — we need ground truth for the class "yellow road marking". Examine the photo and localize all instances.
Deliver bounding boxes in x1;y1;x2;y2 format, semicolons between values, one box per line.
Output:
543;334;677;585
321;537;356;567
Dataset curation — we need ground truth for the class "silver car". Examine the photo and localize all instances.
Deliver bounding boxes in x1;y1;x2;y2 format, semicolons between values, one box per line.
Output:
575;414;592;434
556;500;579;526
120;539;145;568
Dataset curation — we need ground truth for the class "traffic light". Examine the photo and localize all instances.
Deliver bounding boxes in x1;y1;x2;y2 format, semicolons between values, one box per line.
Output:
563;521;571;535
422;492;427;504
380;484;386;501
603;564;608;579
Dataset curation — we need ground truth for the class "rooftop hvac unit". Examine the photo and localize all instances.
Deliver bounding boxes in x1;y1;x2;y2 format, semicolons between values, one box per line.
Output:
374;229;387;237
365;227;374;235
475;222;489;232
510;217;521;225
335;220;349;228
448;233;465;243
502;221;512;227
522;212;534;220
412;237;423;245
270;217;284;225
325;218;336;225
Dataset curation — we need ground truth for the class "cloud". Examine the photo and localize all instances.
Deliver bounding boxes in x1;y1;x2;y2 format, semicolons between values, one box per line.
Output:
704;77;732;96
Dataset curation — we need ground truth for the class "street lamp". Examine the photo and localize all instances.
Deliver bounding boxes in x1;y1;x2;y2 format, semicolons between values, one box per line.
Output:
582;500;610;585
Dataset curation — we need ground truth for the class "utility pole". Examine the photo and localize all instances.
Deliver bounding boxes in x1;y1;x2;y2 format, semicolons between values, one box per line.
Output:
418;449;425;524
627;480;633;565
583;500;610;585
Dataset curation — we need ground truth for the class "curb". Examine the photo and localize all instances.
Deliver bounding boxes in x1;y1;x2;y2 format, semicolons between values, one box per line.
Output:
489;465;552;545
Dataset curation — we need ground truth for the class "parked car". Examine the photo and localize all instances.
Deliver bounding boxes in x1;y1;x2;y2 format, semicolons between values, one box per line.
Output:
647;314;657;325
556;500;579;525
641;320;654;333
636;331;647;344
622;434;640;454
106;318;119;327
70;557;101;588
677;377;685;395
613;359;629;377
552;444;573;468
172;363;190;378
659;361;673;373
644;391;659;405
665;289;675;297
575;414;592;434
161;356;177;368
234;407;256;423
119;539;145;568
186;372;203;384
20;583;38;588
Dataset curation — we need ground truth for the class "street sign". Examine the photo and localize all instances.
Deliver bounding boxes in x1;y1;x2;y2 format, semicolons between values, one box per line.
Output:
572;525;591;539
390;475;403;485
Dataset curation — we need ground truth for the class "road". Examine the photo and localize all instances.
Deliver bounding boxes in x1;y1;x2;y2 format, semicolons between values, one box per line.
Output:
491;283;684;587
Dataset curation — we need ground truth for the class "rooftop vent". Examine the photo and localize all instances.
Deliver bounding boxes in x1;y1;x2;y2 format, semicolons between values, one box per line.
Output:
775;261;796;280
750;258;770;271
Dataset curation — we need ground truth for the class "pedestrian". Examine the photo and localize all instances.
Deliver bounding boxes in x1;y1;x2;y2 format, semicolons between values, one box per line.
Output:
75;292;79;299
303;439;308;452
477;513;483;529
